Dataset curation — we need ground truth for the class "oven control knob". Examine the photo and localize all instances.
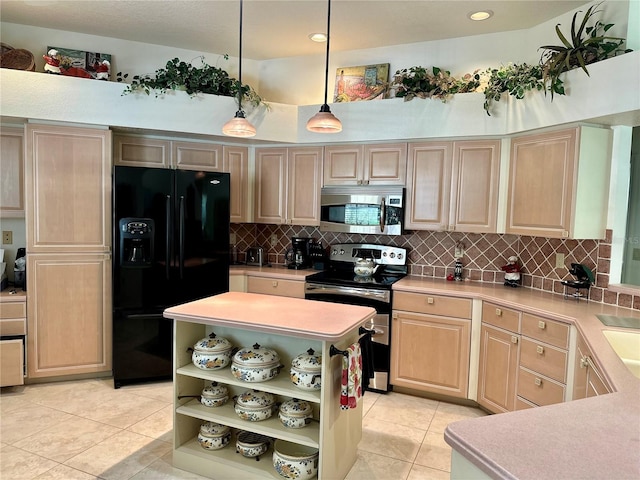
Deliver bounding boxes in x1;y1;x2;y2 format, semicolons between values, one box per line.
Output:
389;252;395;258
397;253;403;260
331;249;338;256
339;249;345;255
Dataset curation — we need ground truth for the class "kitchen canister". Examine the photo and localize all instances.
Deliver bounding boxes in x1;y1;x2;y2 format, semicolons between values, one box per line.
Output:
231;343;282;382
234;389;278;422
272;440;319;480
290;348;322;391
197;422;231;450
200;381;229;408
278;398;313;429
235;431;271;460
191;331;234;370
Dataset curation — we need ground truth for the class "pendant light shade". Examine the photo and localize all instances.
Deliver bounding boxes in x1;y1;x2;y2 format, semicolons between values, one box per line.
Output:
223;0;256;138
306;0;342;133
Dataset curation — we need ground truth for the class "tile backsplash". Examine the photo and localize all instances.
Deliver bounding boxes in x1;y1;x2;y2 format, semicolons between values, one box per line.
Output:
231;224;639;311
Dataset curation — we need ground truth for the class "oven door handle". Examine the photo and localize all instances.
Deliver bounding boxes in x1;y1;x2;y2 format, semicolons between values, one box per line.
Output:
379;198;386;233
305;284;390;303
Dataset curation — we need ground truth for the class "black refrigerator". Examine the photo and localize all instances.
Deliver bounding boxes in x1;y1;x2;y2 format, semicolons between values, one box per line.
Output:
112;166;230;388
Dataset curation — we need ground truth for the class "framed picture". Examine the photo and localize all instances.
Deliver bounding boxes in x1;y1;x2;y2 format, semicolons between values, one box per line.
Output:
43;46;111;80
333;63;389;102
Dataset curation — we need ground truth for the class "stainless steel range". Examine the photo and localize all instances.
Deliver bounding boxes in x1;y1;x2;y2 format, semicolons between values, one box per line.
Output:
304;243;408;392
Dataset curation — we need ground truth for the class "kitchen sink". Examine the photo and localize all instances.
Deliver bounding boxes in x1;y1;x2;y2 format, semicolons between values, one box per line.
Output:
602;329;640;379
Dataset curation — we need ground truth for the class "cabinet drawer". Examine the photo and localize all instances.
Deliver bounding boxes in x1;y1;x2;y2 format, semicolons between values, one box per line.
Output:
0;302;26;319
0;338;24;387
521;313;569;349
247;277;305;299
482;302;520;333
517;367;565;406
520;337;567;383
515;396;536;410
0;318;26;336
393;291;471;319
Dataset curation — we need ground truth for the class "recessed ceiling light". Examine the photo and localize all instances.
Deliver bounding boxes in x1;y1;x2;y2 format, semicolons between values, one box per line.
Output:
469;10;493;21
309;33;327;42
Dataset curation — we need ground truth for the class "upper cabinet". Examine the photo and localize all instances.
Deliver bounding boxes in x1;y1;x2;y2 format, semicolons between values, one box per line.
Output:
172;141;222;171
25;124;112;253
324;143;407;186
113;135;171;168
254;146;323;225
0;127;25;218
406;139;500;232
506;126;612;239
223;145;250;223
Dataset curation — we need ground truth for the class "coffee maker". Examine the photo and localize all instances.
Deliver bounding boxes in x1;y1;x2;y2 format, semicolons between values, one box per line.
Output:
286;237;311;270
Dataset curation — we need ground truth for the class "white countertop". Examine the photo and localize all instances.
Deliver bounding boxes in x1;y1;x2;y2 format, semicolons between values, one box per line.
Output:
163;291;375;341
393;276;640;479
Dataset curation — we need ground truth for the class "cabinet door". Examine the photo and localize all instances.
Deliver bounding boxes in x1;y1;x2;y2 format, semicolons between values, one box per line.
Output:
0;338;24;387
287;147;322;226
323;145;364;185
506;128;576;238
405;142;452;230
477;323;519;413
27;253;112;378
114;135;171;167
172;141;222;171
0;127;25;218
363;143;407;185
573;333;611;400
254;148;286;224
391;310;470;398
223;146;250;223
26;124;111;253
450;140;500;233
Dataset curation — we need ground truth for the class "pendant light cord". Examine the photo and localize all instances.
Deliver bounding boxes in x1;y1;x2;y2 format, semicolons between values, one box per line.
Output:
237;0;244;111
322;0;332;107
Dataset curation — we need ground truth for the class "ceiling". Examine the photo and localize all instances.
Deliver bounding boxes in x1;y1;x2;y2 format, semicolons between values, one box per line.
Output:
1;0;591;61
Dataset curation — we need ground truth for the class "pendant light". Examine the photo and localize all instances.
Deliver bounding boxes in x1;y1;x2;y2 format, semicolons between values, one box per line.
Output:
306;0;342;133
222;0;256;137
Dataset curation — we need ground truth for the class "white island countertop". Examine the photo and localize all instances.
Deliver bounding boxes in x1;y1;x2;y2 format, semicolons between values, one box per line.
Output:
163;291;375;341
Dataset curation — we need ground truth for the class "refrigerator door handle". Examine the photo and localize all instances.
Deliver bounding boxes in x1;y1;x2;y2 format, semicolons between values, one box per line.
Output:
179;195;185;280
166;195;171;280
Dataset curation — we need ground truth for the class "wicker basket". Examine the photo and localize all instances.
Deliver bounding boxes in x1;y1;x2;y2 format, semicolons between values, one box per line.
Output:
0;48;35;71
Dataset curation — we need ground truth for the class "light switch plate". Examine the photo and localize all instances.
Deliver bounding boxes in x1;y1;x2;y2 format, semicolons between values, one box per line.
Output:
555;253;565;269
270;234;278;247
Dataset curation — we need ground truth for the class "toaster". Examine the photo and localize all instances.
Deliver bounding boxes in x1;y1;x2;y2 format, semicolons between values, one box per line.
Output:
246;246;267;266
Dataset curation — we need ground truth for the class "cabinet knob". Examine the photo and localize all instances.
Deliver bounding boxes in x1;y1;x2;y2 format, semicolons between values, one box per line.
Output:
538;320;546;330
536;345;544;355
427;297;434;304
496;308;502;317
534;377;542;387
511;335;519;344
272;281;278;287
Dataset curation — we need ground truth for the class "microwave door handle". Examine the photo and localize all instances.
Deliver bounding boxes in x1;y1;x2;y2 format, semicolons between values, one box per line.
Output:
165;195;171;280
379;198;386;233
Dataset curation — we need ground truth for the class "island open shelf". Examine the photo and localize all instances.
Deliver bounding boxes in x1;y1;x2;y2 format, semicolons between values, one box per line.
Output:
165;292;376;480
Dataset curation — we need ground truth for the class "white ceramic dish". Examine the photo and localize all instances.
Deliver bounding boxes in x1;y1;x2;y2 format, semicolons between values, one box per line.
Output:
272;440;319;480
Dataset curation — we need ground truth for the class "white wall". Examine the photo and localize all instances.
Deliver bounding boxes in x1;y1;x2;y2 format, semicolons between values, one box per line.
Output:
1;0;633;106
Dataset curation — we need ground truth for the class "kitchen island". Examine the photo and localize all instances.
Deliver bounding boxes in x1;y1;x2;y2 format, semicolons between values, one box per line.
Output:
164;291;376;480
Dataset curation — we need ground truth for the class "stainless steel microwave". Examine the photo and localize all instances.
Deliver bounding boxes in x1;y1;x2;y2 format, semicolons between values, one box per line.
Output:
320;186;404;235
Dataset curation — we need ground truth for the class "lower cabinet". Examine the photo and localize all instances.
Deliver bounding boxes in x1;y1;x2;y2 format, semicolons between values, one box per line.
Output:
391;291;471;398
0;296;26;387
173;320;361;479
26;254;112;378
573;332;611;399
478;303;571;413
247;276;305;299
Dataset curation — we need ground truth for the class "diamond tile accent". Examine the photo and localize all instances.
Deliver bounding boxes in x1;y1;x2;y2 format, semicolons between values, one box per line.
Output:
229;225;637;310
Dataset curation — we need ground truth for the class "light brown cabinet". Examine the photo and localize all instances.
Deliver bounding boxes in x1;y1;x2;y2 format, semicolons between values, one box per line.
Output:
573;332;612;400
406;140;500;232
114;135;171;167
391;291;472;398
247;276;305;298
506;126;612;239
324;143;406;186
254;146;322;225
25;124;112;379
0;126;25;218
223;146;250;223
172;141;222;171
0;296;26;387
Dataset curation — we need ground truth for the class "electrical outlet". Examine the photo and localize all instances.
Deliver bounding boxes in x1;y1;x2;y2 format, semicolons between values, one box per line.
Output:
2;231;12;245
229;233;237;245
454;242;464;259
555;253;565;269
270;234;278;247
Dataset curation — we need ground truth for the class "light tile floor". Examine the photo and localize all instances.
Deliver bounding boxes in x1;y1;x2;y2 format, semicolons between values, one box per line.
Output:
0;378;487;479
